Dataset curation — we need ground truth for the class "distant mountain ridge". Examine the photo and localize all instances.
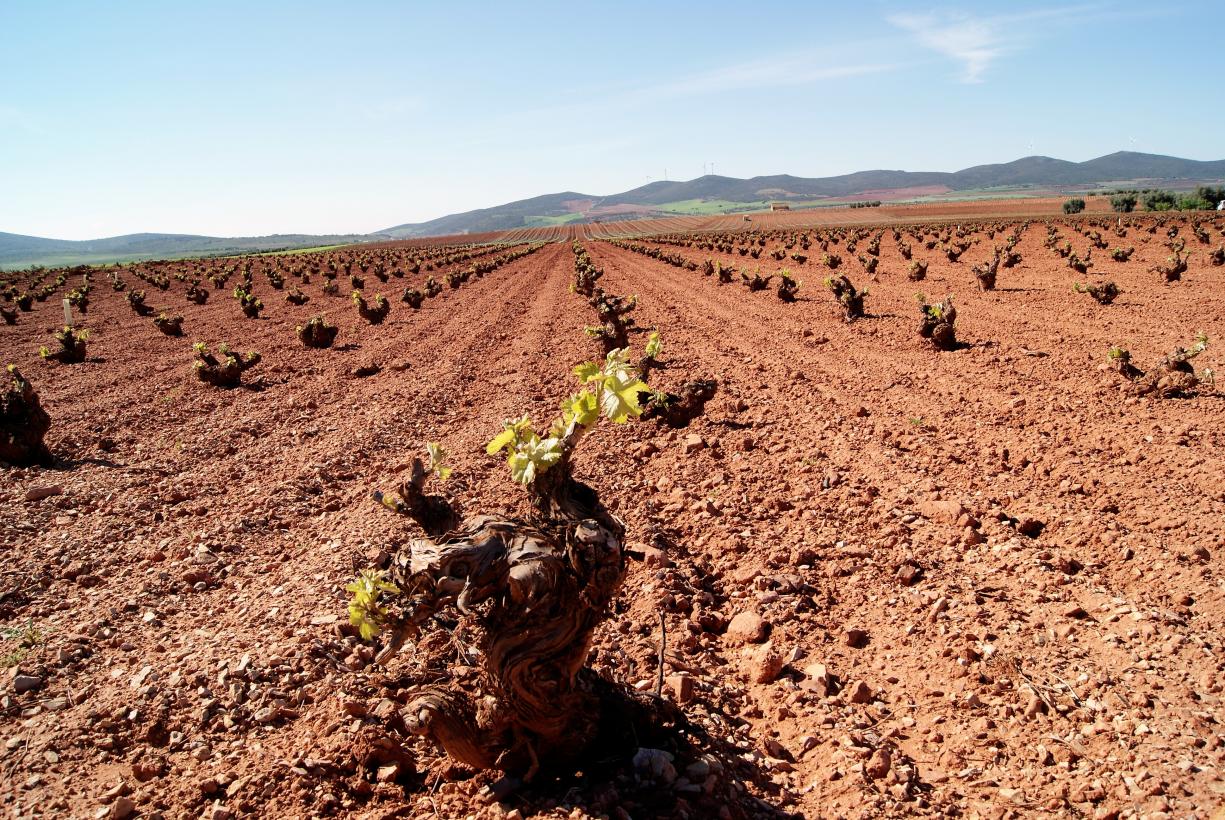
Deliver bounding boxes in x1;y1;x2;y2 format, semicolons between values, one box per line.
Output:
5;151;1223;268
0;231;383;269
381;151;1225;237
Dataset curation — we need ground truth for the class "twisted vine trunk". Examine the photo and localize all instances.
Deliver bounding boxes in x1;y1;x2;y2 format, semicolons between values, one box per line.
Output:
1;367;52;466
385;441;630;782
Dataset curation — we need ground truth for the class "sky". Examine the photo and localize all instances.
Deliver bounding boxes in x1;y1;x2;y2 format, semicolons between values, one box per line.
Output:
2;1;1223;240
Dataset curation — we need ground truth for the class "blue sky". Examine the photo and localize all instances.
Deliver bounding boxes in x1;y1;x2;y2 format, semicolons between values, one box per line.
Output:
2;1;1222;239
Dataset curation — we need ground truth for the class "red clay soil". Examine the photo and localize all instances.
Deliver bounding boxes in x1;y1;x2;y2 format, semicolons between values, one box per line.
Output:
2;216;1225;819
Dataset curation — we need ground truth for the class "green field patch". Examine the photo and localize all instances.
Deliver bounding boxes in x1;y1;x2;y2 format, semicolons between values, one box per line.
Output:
257;243;356;256
523;213;586;227
1;241;364;271
652;199;766;215
896;189;1045;204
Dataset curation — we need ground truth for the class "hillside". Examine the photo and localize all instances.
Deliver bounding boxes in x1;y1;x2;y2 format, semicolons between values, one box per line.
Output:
0;232;381;270
381;151;1225;237
6;152;1224;267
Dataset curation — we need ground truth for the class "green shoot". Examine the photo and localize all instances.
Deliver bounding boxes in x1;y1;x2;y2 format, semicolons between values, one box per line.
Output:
487;348;648;485
486;415;563;485
645;330;662;360
647;388;672;409
426;442;452;482
1189;331;1209;358
345;569;401;641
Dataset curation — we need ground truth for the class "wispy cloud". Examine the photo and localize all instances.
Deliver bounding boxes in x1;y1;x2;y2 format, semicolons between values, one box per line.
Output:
887;5;1100;83
452;48;899;151
638;54;898;101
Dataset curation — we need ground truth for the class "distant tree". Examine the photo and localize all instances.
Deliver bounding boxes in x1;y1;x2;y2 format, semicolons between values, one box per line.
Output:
1111;192;1137;213
1063;198;1086;214
1143;190;1177;211
1177;194;1213;211
1193;186;1225;208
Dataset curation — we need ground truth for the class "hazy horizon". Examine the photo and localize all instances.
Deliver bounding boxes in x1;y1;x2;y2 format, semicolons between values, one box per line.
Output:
3;1;1222;240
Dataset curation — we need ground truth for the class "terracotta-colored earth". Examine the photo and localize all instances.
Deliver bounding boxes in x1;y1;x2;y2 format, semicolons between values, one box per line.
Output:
2;211;1224;819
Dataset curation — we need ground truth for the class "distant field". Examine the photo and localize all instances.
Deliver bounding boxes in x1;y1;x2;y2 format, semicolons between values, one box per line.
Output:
475;195;1127;242
897;186;1046;203
0;252;129;271
256;243;356;256
0;243;362;271
651;198;767;215
0;233;378;271
523;213;586;227
534;187;1083;231
0;250;262;271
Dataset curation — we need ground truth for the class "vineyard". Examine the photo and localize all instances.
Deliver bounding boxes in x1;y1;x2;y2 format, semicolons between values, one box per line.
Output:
2;209;1225;819
452;195;1125;245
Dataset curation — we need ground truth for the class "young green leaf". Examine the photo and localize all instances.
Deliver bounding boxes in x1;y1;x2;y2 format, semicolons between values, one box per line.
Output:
345;569;401;641
647;388;671;408
507;433;563;484
561;390;599;428
426;442;452;482
573;362;601;383
486;415;532;455
599;368;648;423
486;428;517;455
645;330;662;359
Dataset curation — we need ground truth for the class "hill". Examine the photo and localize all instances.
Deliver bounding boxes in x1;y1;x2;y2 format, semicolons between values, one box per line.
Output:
380;151;1225;237
6;152;1223;267
0;232;381;270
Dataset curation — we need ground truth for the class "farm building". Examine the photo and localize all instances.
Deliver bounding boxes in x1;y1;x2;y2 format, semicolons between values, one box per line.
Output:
770;202;791;211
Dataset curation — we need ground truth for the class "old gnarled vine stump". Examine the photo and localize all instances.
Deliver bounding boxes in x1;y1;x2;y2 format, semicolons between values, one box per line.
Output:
350;350;692;789
370;431;671;786
1;366;52;466
394;507;627;780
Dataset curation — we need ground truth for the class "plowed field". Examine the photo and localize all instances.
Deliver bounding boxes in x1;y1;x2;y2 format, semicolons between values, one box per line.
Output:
2;215;1224;819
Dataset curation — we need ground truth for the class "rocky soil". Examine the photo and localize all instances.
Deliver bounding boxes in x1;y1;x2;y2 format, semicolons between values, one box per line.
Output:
2;215;1224;819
